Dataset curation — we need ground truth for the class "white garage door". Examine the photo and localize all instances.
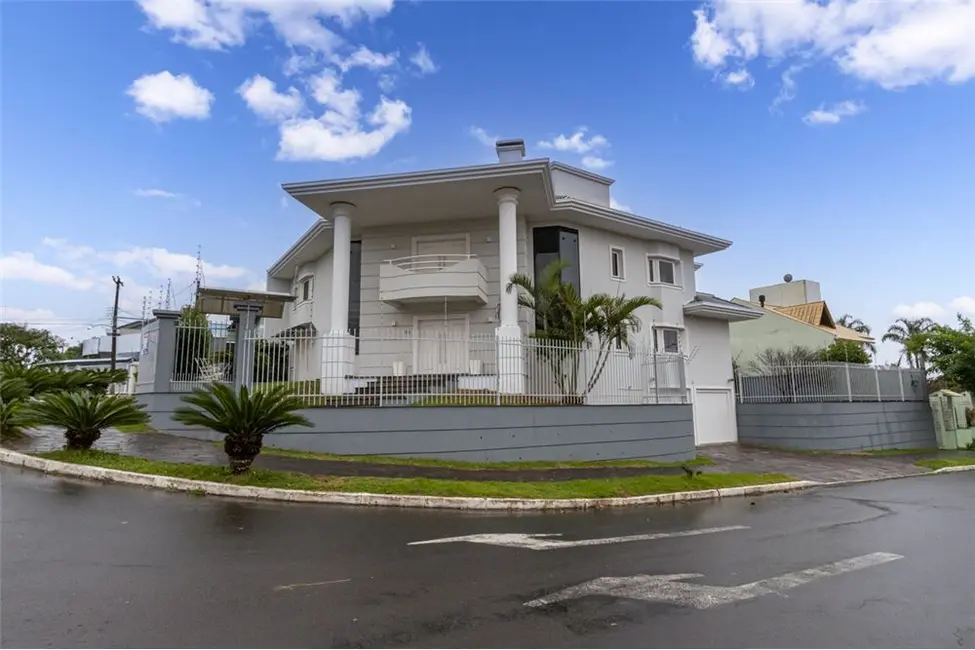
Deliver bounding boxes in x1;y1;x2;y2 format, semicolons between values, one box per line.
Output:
693;387;737;445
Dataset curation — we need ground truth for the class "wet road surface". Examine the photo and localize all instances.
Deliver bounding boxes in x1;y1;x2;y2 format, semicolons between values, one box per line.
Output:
2;467;973;648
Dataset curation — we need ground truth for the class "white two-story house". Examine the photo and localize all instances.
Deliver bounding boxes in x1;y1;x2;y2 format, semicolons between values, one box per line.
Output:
261;139;760;444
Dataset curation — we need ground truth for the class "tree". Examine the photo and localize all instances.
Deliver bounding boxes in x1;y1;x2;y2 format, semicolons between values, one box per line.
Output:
507;260;660;401
172;383;312;474
837;314;875;355
820;339;871;364
25;392;150;449
60;343;83;360
0;377;36;439
0;324;66;366
882;317;935;370
925;315;975;396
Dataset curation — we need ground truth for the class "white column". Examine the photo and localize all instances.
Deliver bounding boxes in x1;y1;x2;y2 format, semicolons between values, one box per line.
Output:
322;202;355;395
494;188;525;394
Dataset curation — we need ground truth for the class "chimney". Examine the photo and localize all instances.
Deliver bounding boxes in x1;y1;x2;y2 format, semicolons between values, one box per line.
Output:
496;139;526;163
759;294;766;308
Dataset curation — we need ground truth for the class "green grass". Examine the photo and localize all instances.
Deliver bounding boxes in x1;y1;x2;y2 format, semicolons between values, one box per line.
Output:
115;423;157;433
857;448;939;456
915;457;975;470
259;445;714;470
36;449;789;499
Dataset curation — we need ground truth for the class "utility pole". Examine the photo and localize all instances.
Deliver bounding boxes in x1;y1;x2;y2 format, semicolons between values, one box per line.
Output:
110;276;124;372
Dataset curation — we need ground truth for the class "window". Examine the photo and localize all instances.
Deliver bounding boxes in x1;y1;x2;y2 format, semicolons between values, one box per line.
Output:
301;279;312;301
349;241;362;354
647;257;679;286
610;247;625;280
296;276;313;303
655;327;681;353
532;227;580;331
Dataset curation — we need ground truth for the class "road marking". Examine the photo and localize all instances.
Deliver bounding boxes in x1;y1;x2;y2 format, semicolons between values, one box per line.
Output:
525;552;903;608
273;578;351;592
409;525;749;551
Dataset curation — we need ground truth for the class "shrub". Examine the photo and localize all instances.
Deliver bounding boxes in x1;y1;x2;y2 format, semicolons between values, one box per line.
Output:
25;392;150;449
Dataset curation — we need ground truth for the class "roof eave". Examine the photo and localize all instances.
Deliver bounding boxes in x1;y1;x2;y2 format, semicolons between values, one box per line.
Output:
267;220;332;278
548;161;615;186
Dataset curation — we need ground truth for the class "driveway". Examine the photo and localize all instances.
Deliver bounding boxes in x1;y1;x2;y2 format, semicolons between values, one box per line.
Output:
3;467;974;648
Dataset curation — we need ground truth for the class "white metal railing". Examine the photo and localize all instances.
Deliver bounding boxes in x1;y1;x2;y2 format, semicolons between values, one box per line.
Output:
170;320;234;391
234;327;686;407
736;362;926;403
385;253;476;273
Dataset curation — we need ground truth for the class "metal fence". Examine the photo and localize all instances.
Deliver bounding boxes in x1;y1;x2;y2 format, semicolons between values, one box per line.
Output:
170;320;234;392
220;327;687;407
736;362;926;403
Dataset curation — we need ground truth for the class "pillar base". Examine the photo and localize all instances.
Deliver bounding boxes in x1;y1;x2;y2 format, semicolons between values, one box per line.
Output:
496;324;525;395
321;331;355;395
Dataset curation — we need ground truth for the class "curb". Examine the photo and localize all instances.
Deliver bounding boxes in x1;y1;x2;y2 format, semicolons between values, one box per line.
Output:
0;449;818;511
931;464;975;475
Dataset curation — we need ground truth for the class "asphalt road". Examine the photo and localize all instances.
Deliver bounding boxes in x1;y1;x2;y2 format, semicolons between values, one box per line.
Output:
3;467;974;648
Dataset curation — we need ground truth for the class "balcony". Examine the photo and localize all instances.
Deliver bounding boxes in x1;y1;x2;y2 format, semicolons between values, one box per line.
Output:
379;254;489;307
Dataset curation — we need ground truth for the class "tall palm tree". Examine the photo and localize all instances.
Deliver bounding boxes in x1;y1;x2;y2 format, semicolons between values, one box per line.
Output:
882;317;934;370
837;314;876;355
173;383;312;474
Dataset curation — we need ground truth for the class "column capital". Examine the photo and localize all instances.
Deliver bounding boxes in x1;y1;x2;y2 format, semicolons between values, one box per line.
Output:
494;187;521;204
329;201;356;219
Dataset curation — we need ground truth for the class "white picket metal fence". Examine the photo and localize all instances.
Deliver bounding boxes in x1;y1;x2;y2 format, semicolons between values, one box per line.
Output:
169;321;234;392
184;326;688;407
736;362;926;403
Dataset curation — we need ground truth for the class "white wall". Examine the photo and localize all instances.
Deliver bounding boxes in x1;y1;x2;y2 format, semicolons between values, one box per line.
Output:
551;168;610;206
729;304;835;366
749;279;822;306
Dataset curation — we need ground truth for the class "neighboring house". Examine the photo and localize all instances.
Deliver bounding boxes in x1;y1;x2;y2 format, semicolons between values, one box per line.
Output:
260;138;761;444
729;277;874;365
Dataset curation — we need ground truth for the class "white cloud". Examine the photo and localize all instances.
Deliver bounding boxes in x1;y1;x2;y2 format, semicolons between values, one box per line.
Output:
770;63;805;113
0;307;57;323
409;42;438;74
103;246;247;280
538;128;609;155
722;68;754;89
377;73;396;93
689;0;975;92
950;296;975;316
275;69;411;162
893;301;945;319
581;156;613;170
134;188;178;199
802;100;866;125
127;71;214;123
469;125;497;147
237;75;303;121
137;0;394;53
41;237;95;261
337;45;398;72
0;252;95;291
246;280;267;291
610;198;631;212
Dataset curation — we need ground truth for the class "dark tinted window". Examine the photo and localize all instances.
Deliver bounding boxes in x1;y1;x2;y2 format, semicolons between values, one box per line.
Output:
532;226;580;331
349;241;362;353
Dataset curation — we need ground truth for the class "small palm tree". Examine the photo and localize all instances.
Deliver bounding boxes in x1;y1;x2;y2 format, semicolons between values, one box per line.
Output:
882;318;934;370
172;383;312;474
0;377;36;439
25;391;150;449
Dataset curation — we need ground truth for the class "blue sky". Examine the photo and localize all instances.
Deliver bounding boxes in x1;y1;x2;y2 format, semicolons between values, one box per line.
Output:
2;0;973;362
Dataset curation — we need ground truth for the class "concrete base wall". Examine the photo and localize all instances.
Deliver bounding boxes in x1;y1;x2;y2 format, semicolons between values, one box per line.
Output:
138;393;695;462
736;401;936;451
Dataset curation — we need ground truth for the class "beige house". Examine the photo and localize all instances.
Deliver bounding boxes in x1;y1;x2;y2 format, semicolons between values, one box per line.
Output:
730;277;874;365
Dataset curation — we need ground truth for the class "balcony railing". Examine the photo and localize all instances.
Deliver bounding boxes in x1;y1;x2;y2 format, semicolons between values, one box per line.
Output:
380;254;488;306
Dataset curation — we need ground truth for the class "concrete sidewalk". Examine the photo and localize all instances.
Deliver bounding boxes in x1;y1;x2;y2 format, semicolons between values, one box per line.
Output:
6;426;971;483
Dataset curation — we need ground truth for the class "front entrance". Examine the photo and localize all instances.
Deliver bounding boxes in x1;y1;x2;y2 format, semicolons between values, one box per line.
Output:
693;387;738;445
415;317;468;374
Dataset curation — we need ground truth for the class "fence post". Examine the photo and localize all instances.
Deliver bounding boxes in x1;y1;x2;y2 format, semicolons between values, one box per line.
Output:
149;309;180;393
844;363;853;402
899;369;906;401
789;364;798;403
233;303;262;392
735;369;742;404
874;367;882;402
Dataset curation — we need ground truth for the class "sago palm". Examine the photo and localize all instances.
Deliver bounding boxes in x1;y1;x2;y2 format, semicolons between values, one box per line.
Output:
172;383;312;474
0;376;36;439
24;391;150;449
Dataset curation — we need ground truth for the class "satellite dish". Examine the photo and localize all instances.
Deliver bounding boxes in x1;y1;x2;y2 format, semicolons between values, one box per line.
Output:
783;274;793;283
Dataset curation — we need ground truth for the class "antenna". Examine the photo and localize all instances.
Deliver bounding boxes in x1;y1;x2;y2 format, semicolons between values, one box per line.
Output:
164;279;173;310
784;273;793;283
194;244;203;301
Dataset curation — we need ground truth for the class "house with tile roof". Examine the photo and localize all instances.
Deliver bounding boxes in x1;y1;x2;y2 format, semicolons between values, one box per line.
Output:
728;277;874;365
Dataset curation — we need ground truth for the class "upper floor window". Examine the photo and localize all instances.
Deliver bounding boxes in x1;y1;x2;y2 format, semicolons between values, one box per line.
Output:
610;247;625;280
296;276;313;303
655;327;681;354
647;256;678;286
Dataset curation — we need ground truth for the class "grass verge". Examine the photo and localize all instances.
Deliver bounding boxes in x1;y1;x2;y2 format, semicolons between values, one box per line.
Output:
35;449;791;499
260;446;714;470
915;457;975;470
858;448;939;456
115;423;157;434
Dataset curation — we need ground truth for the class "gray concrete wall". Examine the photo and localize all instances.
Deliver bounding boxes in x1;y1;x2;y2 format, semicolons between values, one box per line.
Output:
138;393;695;462
736;401;936;451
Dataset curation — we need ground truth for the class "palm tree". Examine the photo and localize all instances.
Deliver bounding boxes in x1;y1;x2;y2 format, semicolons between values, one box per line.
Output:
882;318;934;370
172;383;312;474
0;376;36;439
837;314;876;355
507;260;660;400
24;391;150;449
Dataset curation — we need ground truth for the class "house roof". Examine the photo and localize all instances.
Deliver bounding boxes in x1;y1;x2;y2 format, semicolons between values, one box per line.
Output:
684;293;764;322
273;158;733;276
734;299;875;343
